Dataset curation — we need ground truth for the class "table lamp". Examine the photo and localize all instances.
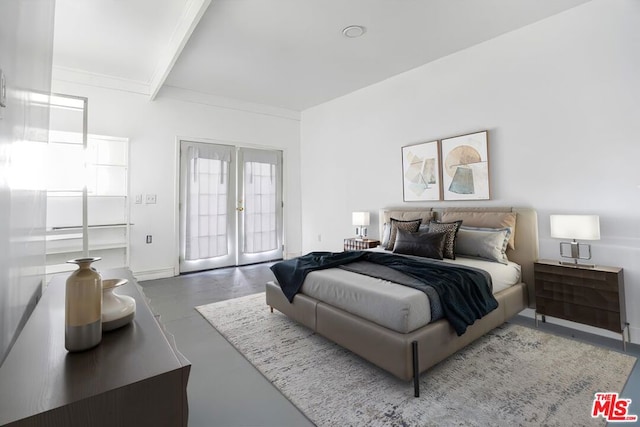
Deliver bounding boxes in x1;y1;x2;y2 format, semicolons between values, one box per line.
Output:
352;212;370;239
549;214;600;267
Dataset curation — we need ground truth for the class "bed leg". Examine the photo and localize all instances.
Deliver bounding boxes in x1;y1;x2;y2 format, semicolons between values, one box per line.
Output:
412;340;419;397
270;306;274;313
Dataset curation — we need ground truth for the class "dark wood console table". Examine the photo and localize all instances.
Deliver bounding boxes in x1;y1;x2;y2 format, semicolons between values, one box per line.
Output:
0;269;190;426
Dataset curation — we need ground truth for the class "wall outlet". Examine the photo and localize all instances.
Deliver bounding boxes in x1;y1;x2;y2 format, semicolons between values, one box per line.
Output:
145;194;157;204
135;194;143;204
146;235;152;244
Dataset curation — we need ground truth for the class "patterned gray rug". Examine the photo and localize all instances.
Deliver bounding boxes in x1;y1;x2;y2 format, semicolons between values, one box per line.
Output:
196;293;636;426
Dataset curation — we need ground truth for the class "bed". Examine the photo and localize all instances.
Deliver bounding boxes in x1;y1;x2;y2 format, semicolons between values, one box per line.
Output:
266;207;538;396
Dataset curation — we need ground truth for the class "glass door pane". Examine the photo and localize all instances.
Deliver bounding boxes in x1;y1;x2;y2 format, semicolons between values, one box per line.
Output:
179;141;236;272
237;148;283;265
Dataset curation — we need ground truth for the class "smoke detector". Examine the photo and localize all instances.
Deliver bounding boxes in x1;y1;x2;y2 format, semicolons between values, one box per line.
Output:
342;25;366;38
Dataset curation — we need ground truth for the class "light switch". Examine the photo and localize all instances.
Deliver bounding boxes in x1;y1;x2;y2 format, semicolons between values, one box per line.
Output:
135;194;143;204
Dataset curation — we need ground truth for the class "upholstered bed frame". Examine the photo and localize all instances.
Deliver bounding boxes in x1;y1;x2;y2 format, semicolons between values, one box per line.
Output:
266;207;538;396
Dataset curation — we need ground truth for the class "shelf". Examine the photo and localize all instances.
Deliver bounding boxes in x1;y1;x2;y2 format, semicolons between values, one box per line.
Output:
50;223;130;231
48;139;83;146
92;163;127;168
46;119;130;272
45;264;76;275
47;193;128;198
46;243;127;255
46;233;83;241
47;190;83;195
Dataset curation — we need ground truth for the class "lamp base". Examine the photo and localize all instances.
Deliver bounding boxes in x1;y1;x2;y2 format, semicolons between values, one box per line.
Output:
355;226;368;239
559;240;593;264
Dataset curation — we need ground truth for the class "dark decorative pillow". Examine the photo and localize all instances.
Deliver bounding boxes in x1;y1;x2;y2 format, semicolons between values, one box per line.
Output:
385;218;422;250
427;220;463;259
393;230;447;260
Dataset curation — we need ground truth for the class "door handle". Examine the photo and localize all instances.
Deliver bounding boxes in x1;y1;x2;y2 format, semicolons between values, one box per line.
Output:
236;207;244;211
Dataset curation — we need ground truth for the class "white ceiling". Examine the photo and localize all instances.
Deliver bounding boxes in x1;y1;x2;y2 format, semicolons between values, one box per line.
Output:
53;0;188;83
53;0;591;112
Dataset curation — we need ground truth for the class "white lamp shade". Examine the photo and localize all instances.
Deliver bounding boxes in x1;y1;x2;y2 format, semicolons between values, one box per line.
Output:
550;215;600;240
352;211;370;226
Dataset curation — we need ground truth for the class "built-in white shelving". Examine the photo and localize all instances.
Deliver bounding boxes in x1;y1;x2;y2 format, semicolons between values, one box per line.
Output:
45;94;130;279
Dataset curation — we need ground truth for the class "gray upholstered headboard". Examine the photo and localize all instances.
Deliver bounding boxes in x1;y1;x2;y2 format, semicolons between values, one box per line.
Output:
379;207;539;306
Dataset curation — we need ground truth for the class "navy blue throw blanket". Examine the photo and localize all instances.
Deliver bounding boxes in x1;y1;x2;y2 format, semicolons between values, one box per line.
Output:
270;251;498;336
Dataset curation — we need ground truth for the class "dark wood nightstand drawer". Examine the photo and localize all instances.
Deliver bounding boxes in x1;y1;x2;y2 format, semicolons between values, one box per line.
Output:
534;264;619;292
535;280;620;312
536;297;622;332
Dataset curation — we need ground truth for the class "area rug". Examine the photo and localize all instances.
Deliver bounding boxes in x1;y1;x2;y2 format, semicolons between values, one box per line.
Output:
196;293;636;426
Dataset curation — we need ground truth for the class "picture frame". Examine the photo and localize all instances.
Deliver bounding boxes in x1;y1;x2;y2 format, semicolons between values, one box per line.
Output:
401;140;442;201
440;130;490;201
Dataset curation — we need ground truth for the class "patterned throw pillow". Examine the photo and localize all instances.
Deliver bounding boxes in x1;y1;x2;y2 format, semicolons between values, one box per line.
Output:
427;220;463;259
385;218;422;251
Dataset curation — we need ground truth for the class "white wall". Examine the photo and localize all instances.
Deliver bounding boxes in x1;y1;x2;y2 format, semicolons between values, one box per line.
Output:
51;81;302;279
300;0;640;341
0;0;55;362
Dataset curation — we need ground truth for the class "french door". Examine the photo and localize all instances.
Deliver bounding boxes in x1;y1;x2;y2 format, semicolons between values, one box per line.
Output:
179;140;283;273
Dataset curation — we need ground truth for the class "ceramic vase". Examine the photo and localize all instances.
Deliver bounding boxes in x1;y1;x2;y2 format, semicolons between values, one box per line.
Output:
65;257;102;352
101;279;136;331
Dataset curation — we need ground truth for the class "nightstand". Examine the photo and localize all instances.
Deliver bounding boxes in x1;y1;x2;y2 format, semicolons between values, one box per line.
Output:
343;238;380;251
534;259;629;350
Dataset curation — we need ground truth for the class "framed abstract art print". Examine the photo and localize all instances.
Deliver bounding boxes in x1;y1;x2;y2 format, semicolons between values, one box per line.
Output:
440;131;490;201
401;140;442;201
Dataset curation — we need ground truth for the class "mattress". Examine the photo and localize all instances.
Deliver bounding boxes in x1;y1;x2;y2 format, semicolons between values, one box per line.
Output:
300;256;521;334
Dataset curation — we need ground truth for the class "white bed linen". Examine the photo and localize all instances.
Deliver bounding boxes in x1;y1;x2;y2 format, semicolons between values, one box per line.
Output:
441;257;521;293
301;269;431;334
299;254;521;334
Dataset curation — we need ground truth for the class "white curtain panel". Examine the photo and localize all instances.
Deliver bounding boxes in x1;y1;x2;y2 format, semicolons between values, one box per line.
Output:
185;144;232;261
243;149;279;254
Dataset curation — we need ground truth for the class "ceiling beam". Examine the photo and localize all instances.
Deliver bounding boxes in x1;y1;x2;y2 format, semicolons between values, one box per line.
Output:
149;0;211;101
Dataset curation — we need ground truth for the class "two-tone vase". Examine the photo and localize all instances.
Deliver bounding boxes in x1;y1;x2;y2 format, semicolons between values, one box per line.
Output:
65;257;102;352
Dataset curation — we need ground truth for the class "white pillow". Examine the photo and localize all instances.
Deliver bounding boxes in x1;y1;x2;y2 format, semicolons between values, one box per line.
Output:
381;223;391;247
455;226;511;264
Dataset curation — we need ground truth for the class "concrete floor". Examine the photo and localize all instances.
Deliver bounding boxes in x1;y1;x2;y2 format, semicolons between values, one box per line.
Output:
139;263;314;427
139;263;640;427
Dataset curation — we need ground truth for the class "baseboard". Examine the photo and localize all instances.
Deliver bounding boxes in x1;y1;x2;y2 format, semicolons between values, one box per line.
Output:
133;268;176;282
519;308;635;344
631;326;640;345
